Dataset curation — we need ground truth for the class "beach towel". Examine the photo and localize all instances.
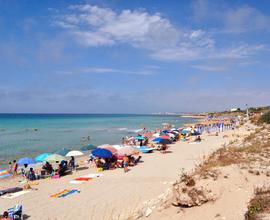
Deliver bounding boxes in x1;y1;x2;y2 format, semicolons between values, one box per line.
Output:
1;190;30;199
0;187;23;196
69;173;103;184
0;169;12;179
50;189;79;198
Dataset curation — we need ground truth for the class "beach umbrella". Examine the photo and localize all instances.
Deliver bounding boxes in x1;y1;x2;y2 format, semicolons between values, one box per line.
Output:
153;137;172;144
80;144;97;151
92;148;113;158
152;133;160;137
45;154;66;162
159;136;171;140
66;150;84;157
117;146;140;156
99;146;117;155
54;148;70;156
35;153;52;162
136;136;145;140
112;145;126;150
143;133;153;138
17;157;36;165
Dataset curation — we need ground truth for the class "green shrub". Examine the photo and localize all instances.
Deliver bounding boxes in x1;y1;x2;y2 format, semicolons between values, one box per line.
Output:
260;111;270;124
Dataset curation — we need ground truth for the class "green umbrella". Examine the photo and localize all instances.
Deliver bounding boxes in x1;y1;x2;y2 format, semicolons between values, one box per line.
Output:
45;154;66;162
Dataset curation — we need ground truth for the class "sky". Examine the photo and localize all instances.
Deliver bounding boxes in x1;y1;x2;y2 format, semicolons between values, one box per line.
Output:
0;0;270;113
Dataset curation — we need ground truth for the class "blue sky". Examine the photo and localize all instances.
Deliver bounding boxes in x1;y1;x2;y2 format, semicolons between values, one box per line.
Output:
0;0;270;113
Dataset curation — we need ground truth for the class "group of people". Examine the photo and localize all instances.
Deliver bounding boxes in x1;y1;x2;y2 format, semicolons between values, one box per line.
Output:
93;154;142;173
5;156;77;181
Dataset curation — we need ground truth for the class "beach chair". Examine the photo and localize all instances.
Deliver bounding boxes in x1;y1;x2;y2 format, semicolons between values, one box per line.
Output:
8;204;23;220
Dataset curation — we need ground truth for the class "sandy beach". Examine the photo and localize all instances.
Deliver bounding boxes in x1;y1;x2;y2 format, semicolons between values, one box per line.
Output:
0;124;252;220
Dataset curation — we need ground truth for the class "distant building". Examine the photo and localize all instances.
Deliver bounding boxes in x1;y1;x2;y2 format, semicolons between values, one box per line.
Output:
230;108;241;112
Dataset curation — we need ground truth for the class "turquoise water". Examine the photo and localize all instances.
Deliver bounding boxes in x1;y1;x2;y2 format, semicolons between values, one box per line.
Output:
0;114;196;167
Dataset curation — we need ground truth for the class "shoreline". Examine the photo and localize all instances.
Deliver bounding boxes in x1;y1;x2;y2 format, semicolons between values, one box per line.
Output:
0;117;246;219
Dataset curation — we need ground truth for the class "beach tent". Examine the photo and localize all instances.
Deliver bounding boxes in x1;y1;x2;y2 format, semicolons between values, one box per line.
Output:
92;148;113;158
17;157;36;165
66;150;84;157
35;153;52;162
45;154;66;162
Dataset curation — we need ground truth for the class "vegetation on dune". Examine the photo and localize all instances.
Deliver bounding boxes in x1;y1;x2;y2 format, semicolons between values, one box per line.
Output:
245;186;270;220
259;111;270;124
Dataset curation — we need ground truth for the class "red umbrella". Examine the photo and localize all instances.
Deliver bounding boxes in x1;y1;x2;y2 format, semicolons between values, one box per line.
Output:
143;132;153;138
159;136;171;140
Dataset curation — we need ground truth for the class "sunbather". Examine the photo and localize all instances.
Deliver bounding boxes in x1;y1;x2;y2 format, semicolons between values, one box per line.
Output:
26;167;36;181
42;161;53;174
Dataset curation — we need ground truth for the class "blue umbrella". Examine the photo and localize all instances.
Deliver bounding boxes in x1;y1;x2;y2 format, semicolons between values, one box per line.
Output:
54;148;70;156
153;138;172;144
136;136;145;140
35;153;52;162
17;157;36;165
92;148;113;158
80;144;97;151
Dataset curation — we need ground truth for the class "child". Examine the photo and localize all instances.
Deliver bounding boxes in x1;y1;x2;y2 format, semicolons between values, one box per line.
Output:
123;155;129;173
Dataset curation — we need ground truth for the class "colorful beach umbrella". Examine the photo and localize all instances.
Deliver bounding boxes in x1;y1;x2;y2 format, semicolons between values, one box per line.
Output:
35;153;52;162
54;148;71;156
143;133;153;138
66;150;84;157
80;144;97;151
45;154;66;162
92;148;113;158
117;146;140;156
159;136;171;140
136;136;145;140
17;157;36;165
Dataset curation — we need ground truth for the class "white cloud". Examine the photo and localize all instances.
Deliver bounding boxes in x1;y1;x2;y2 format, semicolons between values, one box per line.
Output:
55;66;157;76
192;0;270;33
52;4;267;62
191;64;227;72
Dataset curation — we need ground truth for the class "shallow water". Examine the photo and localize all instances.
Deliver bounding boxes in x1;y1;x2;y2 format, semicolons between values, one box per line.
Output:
0;114;196;167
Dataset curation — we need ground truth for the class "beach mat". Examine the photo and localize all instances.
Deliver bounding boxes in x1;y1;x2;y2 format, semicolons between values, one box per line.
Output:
0;170;12;179
0;187;23;196
69;174;103;184
1;190;30;199
50;189;79;198
69;180;88;184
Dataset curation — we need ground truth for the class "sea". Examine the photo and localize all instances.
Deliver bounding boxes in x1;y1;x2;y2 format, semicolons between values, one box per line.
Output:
0;114;197;168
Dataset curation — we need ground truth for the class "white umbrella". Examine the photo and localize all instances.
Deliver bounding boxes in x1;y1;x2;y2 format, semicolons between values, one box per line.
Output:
153;133;160;137
66;150;84;157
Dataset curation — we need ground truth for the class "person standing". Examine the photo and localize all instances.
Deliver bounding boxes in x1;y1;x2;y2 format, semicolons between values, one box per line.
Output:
12;160;18;175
